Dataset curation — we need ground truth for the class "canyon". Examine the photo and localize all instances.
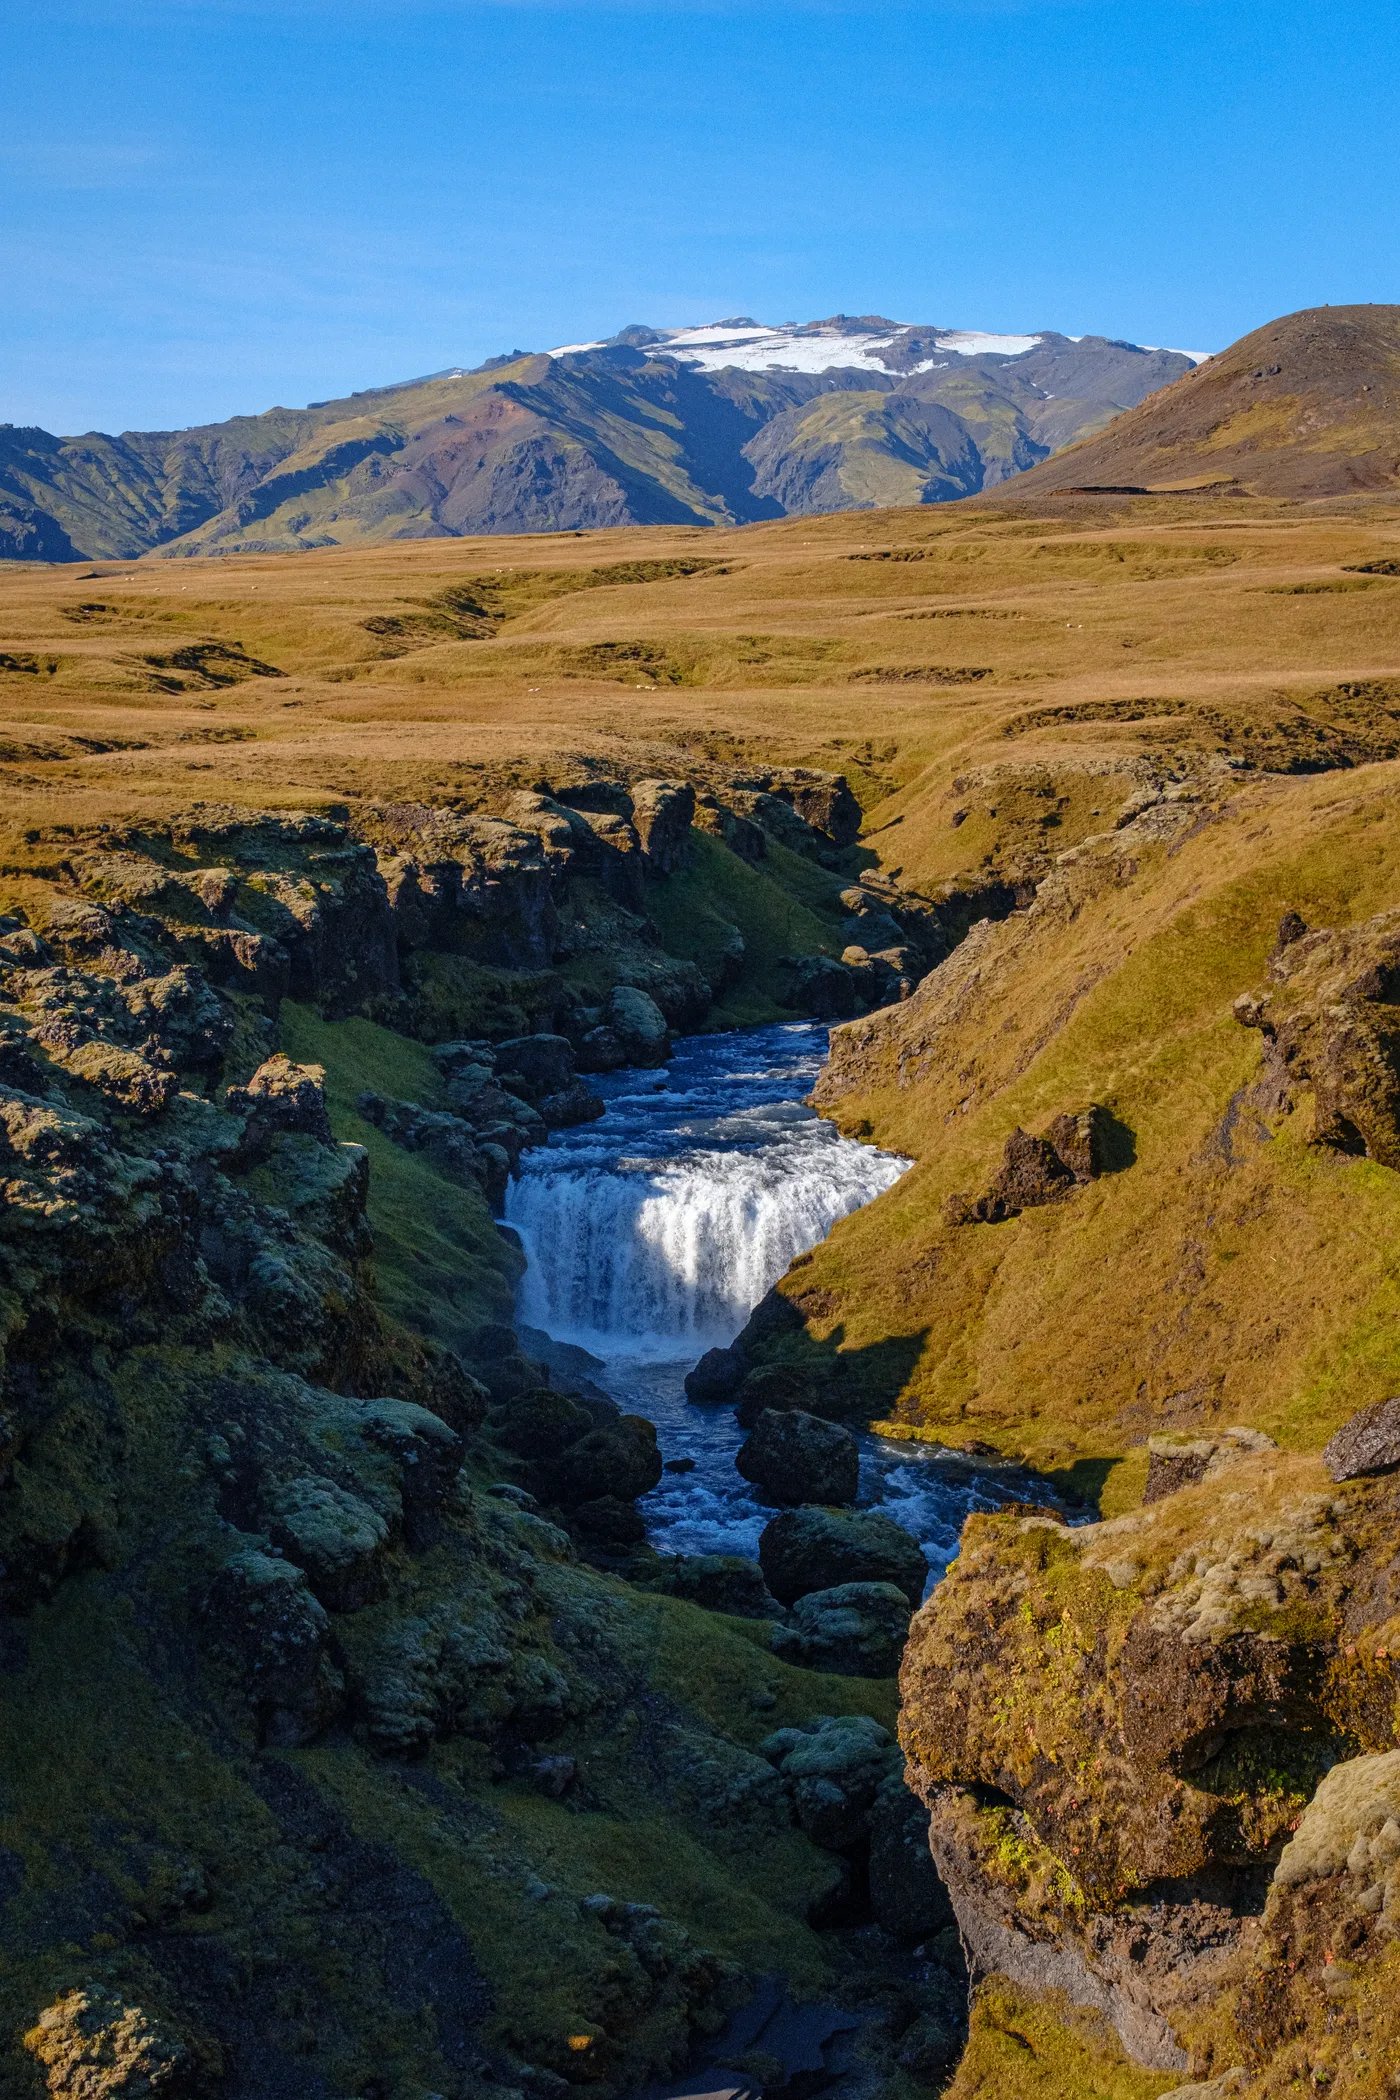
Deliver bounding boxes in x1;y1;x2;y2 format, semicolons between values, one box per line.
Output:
3;342;1400;2097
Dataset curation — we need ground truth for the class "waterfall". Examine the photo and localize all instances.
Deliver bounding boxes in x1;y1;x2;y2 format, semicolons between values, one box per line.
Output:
504;1024;909;1359
503;1021;1046;1585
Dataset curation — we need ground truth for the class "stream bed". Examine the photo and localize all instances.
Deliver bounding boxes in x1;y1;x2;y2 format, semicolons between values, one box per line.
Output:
506;1021;1039;1592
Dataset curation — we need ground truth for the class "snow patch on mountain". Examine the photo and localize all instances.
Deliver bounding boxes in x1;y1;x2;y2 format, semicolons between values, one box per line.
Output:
548;318;1049;374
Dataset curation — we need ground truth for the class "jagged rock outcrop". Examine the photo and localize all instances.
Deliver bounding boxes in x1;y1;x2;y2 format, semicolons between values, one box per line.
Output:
227;1051;333;1149
899;1443;1400;2078
630;778;696;874
712;770;863;861
491;1031;605;1126
944;1104;1116;1225
24;1985;200;2097
1323;1393;1400;1481
1233;904;1400;1166
365;800;561;968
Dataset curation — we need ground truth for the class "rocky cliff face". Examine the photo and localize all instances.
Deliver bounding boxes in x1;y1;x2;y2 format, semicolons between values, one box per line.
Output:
900;1441;1400;2093
0;772;985;2098
716;746;1400;2095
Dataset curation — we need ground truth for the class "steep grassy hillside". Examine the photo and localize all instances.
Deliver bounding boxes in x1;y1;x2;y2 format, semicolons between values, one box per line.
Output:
1017;303;1400;499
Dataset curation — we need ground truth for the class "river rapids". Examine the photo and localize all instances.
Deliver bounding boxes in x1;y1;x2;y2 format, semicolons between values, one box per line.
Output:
505;1021;1034;1592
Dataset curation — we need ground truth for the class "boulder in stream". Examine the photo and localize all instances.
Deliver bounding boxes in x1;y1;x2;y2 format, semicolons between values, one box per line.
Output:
684;1342;750;1405
608;984;670;1064
544;1414;663;1507
759;1506;929;1608
736;1408;859;1506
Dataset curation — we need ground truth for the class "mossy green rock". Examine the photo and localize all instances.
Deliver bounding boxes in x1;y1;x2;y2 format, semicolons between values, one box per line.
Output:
759;1507;929;1608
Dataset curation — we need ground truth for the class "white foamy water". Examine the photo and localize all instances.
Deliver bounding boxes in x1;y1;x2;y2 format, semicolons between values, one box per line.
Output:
507;1021;1050;1589
507;1024;906;1358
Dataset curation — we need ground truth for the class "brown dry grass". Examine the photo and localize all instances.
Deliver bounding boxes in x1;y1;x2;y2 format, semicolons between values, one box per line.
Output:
6;492;1400;1493
1;491;1398;868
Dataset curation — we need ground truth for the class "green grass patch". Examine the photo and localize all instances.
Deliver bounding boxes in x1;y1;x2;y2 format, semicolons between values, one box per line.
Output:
279;1002;520;1347
646;832;846;1027
948;1979;1182;2100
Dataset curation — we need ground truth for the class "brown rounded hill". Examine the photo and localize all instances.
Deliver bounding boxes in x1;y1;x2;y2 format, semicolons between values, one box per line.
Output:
1011;302;1400;500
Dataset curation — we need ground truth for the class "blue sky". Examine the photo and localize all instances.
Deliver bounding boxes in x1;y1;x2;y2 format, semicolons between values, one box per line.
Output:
3;0;1397;435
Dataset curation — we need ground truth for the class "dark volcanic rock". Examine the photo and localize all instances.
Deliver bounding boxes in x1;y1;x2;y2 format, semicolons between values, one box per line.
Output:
945;1103;1113;1225
204;1546;345;1746
492;1033;605;1127
734;1364;816;1429
494;1387;593;1460
868;1775;956;1940
666;1553;784;1619
545;1414;663;1507
684;1342;750;1405
736;1408;859;1506
693;794;766;863
537;1079;606;1128
1233;904;1400;1166
771;1580;913;1677
228;1052;334;1149
1324;1395;1400;1481
262;1474;390;1611
574;1023;629;1074
492;1032;576;1098
759;1506;929;1608
780;772;863;849
607;984;670;1065
357;1089;509;1206
571;1495;648;1547
760;1712;902;1848
780;953;857;1020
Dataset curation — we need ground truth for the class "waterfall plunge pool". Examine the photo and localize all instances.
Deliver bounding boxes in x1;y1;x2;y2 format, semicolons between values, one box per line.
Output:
505;1021;1041;1593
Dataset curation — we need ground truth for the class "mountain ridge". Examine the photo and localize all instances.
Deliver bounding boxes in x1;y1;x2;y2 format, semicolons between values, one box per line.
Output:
1012;302;1400;499
0;318;1195;561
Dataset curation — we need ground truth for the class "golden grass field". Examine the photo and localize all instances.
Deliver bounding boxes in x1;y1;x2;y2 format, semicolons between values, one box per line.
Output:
1;490;1398;866
5;489;1400;1499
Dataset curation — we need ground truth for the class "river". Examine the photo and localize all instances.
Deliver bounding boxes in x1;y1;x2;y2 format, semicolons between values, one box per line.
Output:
505;1021;1037;1593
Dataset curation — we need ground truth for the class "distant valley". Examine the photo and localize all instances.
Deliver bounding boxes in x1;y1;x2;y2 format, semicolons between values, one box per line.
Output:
0;314;1197;560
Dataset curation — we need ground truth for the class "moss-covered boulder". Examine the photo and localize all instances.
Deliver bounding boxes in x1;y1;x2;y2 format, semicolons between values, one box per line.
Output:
760;1506;929;1608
